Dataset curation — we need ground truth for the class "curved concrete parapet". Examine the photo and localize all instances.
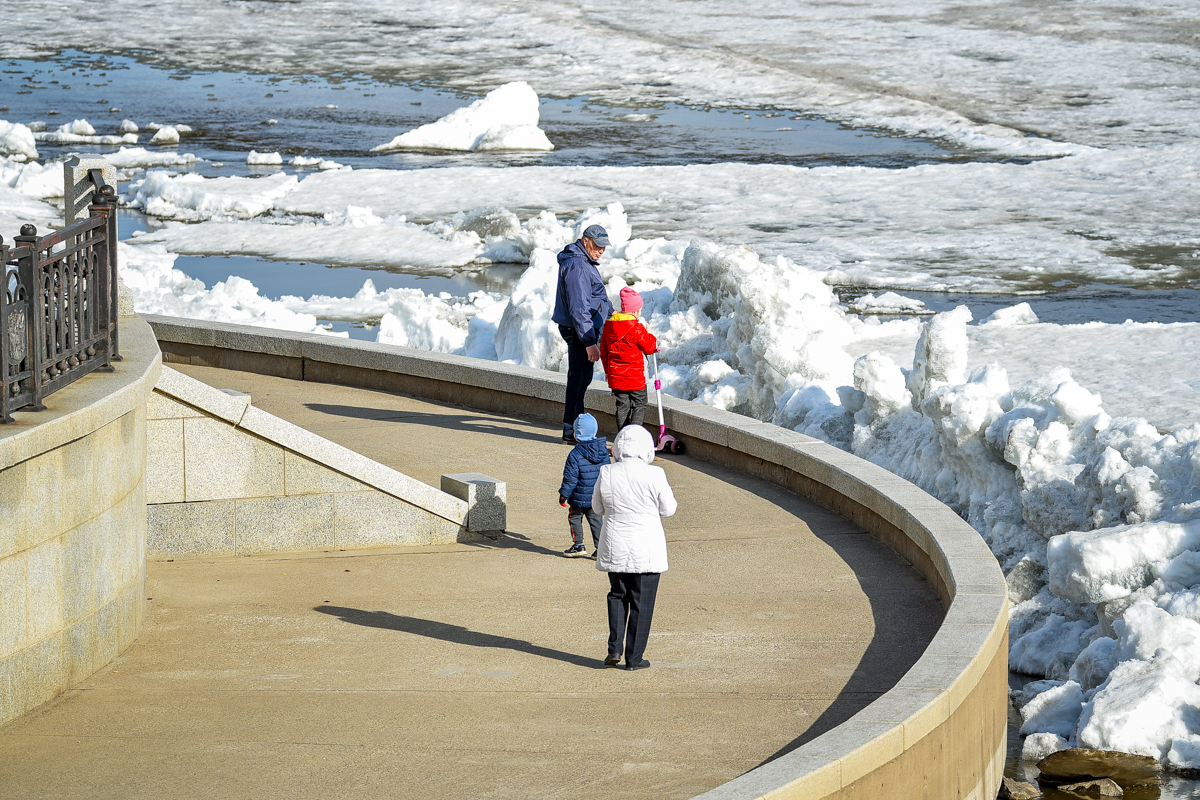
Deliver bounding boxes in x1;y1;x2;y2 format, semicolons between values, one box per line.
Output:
145;315;1009;800
0;317;161;728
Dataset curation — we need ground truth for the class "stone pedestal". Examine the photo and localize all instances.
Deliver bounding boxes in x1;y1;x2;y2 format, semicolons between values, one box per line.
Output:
440;473;506;536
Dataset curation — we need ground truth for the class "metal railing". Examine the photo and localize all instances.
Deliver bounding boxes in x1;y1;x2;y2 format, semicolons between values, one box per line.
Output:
1;177;120;423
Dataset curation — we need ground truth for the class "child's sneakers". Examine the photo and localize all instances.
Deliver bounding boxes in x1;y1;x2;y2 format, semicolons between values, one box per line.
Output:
563;544;588;558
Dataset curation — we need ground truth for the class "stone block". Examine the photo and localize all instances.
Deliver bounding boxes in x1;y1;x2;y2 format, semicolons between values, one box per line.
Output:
92;505;122;606
25;539;64;645
146;418;185;504
147;389;204;420
695;754;840;800
924;622;998;660
0;553;28;660
24;634;65;709
897;653;975;695
23;447;64;549
156;367;250;425
441;473;506;533
284;452;365;496
334;491;421;548
147;500;236;558
117;586;137;652
63;155;116;226
234;494;335;555
94;599;119;670
855;687;950;749
64;615;97;684
0;462;24;560
62;520;97;624
0;650;24;727
183;417;284;501
117;487;144;588
60;433;95;532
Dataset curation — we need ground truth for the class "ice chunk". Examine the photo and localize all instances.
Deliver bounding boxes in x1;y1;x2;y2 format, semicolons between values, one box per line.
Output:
1021;732;1070;765
1047;518;1200;603
1158;550;1200;589
373;81;553;152
106;146;198;169
1070;636;1117;692
0;120;38;160
1019;679;1084;738
33;119;137;145
1076;650;1200;760
1113;599;1200;682
847;291;928;315
150;126;180;144
246;150;283;165
982;303;1039;327
118;119;139;134
289;155;321;166
907;306;972;405
1168;735;1200;771
1011;613;1093;677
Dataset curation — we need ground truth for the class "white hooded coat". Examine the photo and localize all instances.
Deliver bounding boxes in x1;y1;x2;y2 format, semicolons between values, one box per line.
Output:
592;426;677;573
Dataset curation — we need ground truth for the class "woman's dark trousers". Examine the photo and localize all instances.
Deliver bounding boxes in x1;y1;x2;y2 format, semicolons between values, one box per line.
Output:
607;572;661;664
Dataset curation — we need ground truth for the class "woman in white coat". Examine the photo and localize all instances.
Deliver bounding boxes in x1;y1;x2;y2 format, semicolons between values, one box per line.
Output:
592;425;677;670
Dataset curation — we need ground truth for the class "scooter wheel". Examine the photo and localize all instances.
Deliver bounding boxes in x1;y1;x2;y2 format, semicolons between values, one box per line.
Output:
672;440;686;455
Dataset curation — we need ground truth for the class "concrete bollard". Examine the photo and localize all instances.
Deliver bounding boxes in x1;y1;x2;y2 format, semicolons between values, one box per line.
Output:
440;473;507;538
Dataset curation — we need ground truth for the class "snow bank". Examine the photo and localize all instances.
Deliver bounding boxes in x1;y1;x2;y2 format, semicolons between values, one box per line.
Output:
372;82;553;152
0;121;38;161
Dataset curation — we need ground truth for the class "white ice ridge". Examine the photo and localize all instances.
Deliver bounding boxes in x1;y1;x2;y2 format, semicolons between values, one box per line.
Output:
31;118;138;146
124;148;1200;296
372;82;553;152
0;120;39;161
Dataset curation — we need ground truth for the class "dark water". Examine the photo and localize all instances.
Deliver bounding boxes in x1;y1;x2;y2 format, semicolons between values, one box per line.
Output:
840;287;1200;325
2;50;969;173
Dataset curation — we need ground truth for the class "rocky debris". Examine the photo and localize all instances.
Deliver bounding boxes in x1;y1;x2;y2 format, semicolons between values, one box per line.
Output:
1037;748;1161;787
998;775;1042;799
1057;778;1123;797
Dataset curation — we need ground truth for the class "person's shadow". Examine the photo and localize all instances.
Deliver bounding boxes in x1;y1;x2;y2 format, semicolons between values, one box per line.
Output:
314;605;602;669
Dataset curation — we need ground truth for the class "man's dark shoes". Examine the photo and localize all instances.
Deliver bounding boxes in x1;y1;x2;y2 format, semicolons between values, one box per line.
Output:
604;654;622;667
626;659;650;671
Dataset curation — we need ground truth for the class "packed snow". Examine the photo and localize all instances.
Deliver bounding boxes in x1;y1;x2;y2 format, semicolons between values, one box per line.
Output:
373;81;552;152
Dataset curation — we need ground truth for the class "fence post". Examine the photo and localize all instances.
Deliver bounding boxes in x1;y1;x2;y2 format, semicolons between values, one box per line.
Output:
89;184;119;366
1;238;10;423
14;224;45;412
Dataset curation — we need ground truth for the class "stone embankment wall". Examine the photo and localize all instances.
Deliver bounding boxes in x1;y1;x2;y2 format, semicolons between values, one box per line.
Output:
0;318;161;728
146;366;467;558
145;314;1009;800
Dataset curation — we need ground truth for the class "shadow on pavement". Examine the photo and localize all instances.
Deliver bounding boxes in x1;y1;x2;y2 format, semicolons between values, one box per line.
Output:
459;530;566;558
304;403;556;445
314;605;603;669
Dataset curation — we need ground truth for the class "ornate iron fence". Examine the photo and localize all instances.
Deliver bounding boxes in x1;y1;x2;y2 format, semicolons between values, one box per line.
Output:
1;180;119;423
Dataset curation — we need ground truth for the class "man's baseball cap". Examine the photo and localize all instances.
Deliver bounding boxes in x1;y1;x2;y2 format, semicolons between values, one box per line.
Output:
581;224;611;248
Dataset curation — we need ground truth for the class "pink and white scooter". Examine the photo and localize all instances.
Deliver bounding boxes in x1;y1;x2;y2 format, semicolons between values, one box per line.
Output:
651;353;685;455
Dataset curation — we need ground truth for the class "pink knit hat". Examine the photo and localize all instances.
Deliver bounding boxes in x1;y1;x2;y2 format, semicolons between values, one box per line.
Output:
620;286;644;313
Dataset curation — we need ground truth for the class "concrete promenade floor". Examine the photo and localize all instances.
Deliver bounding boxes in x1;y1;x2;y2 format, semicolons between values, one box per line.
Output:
0;365;944;800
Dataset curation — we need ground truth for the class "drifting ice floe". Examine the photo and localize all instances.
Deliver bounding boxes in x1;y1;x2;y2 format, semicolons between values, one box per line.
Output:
373;82;553;152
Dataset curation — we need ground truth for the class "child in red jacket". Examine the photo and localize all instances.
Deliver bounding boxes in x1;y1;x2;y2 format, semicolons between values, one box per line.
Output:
599;287;658;430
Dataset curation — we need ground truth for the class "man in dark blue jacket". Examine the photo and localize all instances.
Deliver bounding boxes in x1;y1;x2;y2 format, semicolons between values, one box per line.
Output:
552;224;614;443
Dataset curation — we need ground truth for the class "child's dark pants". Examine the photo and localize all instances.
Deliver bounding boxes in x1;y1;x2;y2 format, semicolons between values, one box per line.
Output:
569;505;602;548
613;388;648;430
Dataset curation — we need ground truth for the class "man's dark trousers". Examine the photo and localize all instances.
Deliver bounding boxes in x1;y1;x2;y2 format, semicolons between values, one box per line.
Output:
606;572;661;664
560;324;593;435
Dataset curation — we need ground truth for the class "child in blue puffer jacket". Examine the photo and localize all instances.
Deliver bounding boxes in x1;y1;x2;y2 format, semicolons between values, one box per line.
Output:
558;413;610;558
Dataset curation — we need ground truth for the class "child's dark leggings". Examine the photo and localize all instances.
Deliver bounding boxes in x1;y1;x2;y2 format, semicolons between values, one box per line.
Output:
569;505;602;548
613;388;648;430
